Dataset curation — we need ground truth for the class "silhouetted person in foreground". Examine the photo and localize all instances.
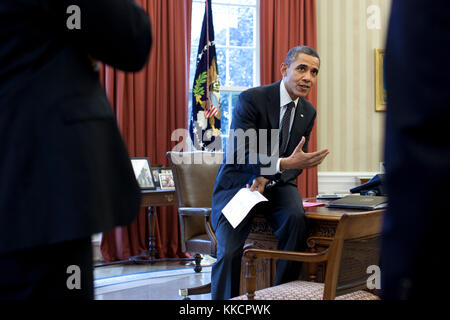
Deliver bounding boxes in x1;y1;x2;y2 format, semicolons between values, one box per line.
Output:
382;0;450;300
0;0;152;299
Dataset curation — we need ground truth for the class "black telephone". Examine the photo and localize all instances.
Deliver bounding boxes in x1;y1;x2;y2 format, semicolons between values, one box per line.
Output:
350;174;386;196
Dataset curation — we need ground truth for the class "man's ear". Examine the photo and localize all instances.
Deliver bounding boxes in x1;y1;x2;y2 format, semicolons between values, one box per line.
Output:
280;63;287;77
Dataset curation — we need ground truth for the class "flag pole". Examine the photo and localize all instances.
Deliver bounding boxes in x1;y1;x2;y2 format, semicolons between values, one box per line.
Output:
205;0;210;111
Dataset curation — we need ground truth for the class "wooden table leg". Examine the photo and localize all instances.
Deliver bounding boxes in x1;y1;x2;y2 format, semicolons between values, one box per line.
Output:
147;206;157;263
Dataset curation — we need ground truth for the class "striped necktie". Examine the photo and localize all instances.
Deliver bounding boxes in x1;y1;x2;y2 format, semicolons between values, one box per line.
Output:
279;101;295;156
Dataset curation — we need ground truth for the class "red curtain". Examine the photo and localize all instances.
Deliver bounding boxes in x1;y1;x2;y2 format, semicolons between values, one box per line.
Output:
260;0;318;198
100;0;193;261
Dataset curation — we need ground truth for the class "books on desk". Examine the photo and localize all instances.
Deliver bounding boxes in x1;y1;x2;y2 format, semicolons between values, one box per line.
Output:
327;195;388;210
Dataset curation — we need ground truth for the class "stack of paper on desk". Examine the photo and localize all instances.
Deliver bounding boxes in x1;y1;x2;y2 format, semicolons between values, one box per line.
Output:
302;201;326;208
222;188;268;228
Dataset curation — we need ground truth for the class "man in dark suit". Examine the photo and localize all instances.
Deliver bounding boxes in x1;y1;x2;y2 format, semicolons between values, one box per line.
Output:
211;46;329;299
381;0;450;300
0;0;151;299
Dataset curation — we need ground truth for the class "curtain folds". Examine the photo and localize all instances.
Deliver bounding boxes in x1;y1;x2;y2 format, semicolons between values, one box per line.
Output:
260;0;318;199
100;0;192;262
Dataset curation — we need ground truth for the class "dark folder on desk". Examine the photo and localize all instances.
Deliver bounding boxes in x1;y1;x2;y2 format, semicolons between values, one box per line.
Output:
327;195;388;210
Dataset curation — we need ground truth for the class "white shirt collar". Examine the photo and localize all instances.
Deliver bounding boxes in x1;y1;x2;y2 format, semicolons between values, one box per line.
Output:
280;79;299;108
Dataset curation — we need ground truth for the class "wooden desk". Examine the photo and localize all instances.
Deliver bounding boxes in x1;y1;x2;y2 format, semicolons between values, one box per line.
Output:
95;188;196;267
130;188;198;264
239;203;384;294
94;188;178;267
136;189;177;263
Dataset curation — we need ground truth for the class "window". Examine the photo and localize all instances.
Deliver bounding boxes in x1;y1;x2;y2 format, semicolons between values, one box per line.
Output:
189;0;259;150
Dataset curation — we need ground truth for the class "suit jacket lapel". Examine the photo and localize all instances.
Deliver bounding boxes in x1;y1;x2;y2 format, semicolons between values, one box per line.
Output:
266;81;281;130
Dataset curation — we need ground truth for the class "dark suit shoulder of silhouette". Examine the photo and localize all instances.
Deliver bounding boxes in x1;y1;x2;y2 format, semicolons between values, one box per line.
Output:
0;0;152;255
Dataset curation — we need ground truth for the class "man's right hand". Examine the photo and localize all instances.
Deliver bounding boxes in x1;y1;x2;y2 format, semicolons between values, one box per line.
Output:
279;136;329;171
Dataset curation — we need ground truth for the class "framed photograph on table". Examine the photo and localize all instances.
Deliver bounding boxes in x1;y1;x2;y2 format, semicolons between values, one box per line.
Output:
159;168;175;190
130;157;155;190
151;167;161;188
375;49;386;112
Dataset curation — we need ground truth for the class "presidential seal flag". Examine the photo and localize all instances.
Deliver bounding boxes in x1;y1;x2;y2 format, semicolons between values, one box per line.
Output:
190;0;221;151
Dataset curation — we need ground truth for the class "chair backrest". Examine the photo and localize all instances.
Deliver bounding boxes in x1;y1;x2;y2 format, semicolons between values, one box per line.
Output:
323;210;384;300
167;151;223;208
167;151;223;254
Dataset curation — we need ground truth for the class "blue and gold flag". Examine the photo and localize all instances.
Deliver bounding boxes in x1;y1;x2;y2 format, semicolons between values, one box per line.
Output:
190;0;221;151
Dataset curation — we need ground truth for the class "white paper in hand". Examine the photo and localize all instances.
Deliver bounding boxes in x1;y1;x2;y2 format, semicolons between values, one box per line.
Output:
222;188;268;229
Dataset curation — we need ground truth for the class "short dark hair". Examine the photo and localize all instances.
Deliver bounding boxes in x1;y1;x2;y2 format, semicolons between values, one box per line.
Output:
285;46;320;66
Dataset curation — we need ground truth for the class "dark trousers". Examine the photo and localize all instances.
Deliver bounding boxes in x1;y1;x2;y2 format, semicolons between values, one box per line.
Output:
211;183;307;300
0;237;93;300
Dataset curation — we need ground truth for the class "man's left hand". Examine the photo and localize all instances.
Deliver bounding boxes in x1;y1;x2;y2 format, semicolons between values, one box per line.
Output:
247;177;270;194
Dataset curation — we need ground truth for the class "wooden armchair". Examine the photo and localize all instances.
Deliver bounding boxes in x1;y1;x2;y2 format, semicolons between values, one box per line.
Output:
233;210;384;300
166;151;223;299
